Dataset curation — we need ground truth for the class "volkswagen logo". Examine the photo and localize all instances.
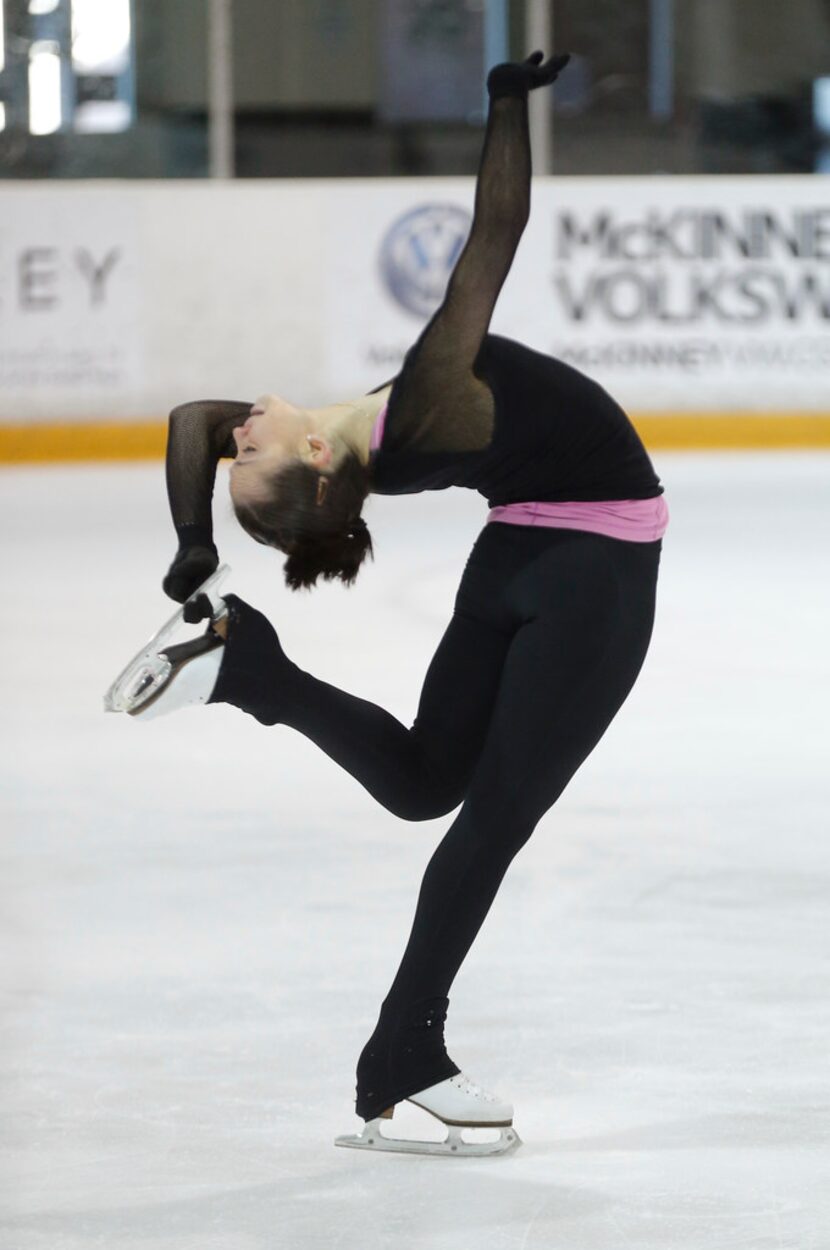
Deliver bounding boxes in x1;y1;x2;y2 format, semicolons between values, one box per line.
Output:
379;204;473;318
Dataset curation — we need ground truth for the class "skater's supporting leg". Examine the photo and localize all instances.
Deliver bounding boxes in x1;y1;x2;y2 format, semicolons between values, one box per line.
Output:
355;529;662;1120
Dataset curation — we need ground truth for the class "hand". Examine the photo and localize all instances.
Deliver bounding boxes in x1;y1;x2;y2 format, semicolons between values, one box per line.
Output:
487;51;571;99
162;543;219;604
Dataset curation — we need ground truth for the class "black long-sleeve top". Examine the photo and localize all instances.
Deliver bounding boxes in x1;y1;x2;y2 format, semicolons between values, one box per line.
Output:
370;333;662;505
366;87;662;506
164;84;662;554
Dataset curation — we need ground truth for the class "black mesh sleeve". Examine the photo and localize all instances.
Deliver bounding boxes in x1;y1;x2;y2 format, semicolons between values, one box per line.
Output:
164;400;252;551
387;90;532;450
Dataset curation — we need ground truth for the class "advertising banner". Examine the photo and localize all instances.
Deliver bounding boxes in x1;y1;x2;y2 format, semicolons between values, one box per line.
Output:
0;189;143;415
1;176;828;437
0;182;320;423
327;176;830;410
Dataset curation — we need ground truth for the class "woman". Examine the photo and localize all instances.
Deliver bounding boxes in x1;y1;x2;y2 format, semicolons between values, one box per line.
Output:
110;52;669;1157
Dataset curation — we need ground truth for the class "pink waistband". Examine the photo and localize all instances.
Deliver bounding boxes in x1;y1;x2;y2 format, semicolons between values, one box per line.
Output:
487;495;669;543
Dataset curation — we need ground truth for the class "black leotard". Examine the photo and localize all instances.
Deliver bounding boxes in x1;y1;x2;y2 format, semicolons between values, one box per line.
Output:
371;333;663;504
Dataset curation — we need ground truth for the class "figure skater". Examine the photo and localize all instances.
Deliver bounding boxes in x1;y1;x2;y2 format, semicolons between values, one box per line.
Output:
107;52;669;1156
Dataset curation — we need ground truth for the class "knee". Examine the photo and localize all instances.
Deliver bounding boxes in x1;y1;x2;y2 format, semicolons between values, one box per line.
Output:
392;783;463;823
463;794;539;854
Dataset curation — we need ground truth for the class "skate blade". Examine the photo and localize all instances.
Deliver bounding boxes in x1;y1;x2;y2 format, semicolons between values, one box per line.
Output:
103;564;230;714
334;1118;521;1157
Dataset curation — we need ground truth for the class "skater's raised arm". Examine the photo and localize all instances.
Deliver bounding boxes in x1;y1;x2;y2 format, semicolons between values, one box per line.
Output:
388;52;569;428
162;400;252;602
442;54;572;359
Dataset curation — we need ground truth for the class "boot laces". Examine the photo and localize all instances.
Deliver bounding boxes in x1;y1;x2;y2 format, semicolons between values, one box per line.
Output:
454;1073;498;1102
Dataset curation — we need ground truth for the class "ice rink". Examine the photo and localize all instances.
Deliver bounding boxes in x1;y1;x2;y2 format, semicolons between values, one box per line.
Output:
1;451;828;1250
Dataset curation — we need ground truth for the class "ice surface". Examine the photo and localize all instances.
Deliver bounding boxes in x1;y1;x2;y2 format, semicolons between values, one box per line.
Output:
1;453;829;1250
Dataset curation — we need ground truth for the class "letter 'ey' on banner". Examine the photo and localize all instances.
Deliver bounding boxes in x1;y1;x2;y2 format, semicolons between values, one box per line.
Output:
0;189;142;418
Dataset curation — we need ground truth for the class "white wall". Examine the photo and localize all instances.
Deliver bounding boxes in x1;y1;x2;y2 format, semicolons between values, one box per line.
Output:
1;176;828;422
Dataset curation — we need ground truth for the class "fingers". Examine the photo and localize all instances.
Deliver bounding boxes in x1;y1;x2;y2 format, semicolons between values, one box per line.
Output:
183;592;215;624
535;52;571;83
488;52;571;99
161;573;192;604
520;50;571;86
162;545;219;604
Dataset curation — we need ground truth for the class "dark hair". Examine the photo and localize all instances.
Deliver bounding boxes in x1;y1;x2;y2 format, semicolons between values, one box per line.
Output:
232;447;374;591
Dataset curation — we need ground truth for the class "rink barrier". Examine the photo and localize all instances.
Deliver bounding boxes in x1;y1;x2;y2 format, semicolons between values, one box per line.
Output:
0;421;166;462
1;414;830;462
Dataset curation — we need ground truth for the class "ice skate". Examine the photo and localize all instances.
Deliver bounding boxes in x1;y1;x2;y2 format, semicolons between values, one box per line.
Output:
335;1073;521;1157
103;564;231;718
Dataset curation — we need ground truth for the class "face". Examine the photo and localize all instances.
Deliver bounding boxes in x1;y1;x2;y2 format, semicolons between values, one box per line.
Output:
229;395;333;508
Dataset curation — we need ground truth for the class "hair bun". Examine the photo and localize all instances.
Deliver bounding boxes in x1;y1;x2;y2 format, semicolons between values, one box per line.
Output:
232;450;373;591
346;515;368;539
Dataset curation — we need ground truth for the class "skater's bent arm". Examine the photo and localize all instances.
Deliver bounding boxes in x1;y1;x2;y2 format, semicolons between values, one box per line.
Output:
165;400;251;552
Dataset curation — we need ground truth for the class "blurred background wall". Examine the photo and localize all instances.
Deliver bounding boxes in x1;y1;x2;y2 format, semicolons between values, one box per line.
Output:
2;0;829;178
0;0;828;456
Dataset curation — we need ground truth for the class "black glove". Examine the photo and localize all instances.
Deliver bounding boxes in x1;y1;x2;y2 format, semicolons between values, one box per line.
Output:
487;50;571;100
162;543;219;604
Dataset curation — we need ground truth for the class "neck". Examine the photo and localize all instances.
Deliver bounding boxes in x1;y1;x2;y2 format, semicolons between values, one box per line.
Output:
309;387;391;467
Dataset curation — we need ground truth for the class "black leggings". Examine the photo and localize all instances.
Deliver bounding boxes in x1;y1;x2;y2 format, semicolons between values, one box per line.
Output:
211;522;663;1120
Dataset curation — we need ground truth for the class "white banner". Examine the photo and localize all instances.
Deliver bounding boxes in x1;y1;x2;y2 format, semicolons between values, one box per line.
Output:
1;177;828;422
0;190;143;406
327;176;830;409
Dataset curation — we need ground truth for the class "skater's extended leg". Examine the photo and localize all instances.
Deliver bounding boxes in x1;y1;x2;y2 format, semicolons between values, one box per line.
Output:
284;611;512;820
210;591;512;822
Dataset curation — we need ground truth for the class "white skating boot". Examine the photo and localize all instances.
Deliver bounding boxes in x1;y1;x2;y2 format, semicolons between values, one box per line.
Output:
103;565;230;719
335;1073;521;1157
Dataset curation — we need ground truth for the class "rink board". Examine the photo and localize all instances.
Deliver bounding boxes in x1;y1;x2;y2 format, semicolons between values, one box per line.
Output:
2;412;830;463
1;176;828;456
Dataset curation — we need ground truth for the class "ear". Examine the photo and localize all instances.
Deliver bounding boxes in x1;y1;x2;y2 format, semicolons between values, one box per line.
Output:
305;434;334;468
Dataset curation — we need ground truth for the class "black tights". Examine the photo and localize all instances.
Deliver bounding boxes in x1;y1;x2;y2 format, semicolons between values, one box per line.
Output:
211;523;663;1120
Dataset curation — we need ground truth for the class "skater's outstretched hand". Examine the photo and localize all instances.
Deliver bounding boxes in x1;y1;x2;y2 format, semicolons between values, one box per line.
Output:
163;543;219;604
487;50;570;99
